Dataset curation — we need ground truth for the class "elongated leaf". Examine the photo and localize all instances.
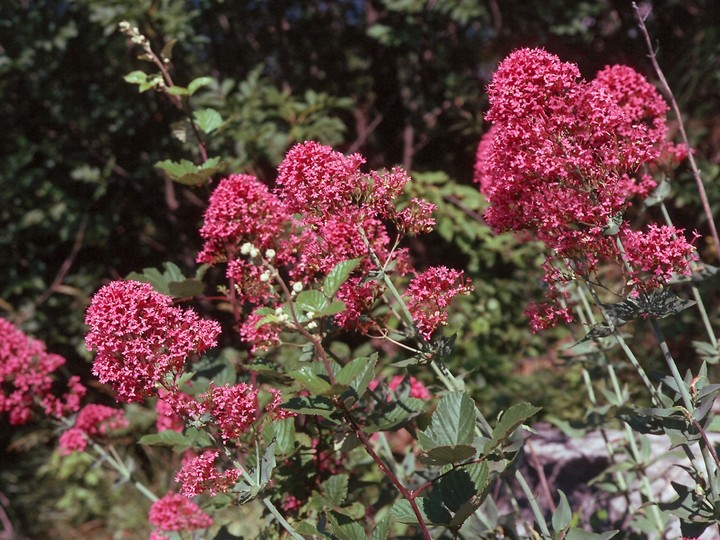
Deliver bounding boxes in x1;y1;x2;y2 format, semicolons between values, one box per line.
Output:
127;262;204;298
138;431;193;449
565;529;619;540
274;418;296;455
324;258;362;299
552;489;572;531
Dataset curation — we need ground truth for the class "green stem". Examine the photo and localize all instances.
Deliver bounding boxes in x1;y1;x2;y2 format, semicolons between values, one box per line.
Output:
515;469;551;538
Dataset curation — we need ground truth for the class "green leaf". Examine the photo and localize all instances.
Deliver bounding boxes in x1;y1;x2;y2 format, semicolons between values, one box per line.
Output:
123;70;148;84
273;418;296;455
327;513;367;540
166;85;190;96
323;258;362;299
552;489;572;531
441;463;490;527
486;402;541;453
288;367;332;394
138;431;193;449
317;300;347;317
188;76;214;95
565;529;619;540
418;391;475;449
419;445;476;466
283;396;336;420
295;290;327;314
126;262;204;298
159;38;177;61
371;516;390;540
154;157;223;186
643;178;671;207
336;354;377;396
322;473;349;504
193;108;223;134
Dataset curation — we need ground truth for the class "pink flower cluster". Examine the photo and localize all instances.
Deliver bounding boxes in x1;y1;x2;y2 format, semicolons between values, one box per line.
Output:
196;141;463;348
476;48;695;328
369;375;432;400
175;451;242;497
0;317;85;425
148;492;212;537
199;383;258;441
406;267;473;340
85;280;221;402
58;403;128;454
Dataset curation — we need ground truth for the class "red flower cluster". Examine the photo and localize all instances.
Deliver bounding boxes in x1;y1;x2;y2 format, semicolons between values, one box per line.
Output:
148;492;212;536
475;48;694;329
58;403;128;454
175;450;242;497
197;141;465;348
0;317;85;425
199;383;258;441
85;280;221;402
406;267;473;340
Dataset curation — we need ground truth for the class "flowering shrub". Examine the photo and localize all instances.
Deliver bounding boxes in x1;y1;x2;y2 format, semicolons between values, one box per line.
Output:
4;20;719;538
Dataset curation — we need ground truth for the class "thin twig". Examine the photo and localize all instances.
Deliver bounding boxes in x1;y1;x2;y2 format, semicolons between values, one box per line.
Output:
632;3;720;263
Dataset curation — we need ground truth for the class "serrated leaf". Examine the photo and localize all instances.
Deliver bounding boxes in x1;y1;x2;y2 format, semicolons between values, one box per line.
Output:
486;402;541;453
274;418;296;455
323;474;349;504
439;463;489;525
327;513;367;540
295;290;328;314
155;157;222;186
390;498;451;527
193;108;223;134
552;489;572;531
370;397;426;431
126;262;204;298
419;445;476;466
188;76;214;95
418;391;475;450
336;354;377;397
323;258;362;299
371;516;390;540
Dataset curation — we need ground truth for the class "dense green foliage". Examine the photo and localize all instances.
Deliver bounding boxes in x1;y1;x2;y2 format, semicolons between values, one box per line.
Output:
1;0;719;537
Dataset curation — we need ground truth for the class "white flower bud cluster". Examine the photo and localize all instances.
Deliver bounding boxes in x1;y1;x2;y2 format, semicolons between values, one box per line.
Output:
274;306;289;323
240;242;260;258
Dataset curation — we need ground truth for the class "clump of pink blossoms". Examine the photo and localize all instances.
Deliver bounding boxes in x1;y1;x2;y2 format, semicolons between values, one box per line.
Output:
148;492;212;538
199;383;258;441
85;280;221;402
175;450;242;497
406;267;473;340
0;317;85;425
197;140;468;349
58;403;128;454
475;48;695;330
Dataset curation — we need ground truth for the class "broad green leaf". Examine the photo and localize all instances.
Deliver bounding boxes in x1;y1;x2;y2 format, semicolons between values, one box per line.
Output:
439;463;489;526
371;516;390;540
154;157;222;186
419;445;476;466
370;397;426;431
643;179;671;207
193;108;223;134
322;474;349;504
274;418;296;455
418;391;475;449
123;70;148;84
288;367;332;394
166;85;190;96
328;513;367;540
283;396;336;420
317;300;347;317
188;76;214;95
336;354;377;396
295;289;327;313
486;402;541;453
323;258;361;299
552;489;572;532
257;441;276;485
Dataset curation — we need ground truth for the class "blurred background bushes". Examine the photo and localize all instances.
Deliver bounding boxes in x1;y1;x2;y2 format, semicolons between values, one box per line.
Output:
1;0;719;536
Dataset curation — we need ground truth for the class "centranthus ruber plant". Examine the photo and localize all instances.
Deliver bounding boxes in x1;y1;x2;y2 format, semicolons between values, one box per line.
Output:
477;47;720;537
69;139;564;540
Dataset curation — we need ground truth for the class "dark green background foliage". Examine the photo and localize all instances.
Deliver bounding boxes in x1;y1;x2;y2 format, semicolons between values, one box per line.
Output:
1;0;719;536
